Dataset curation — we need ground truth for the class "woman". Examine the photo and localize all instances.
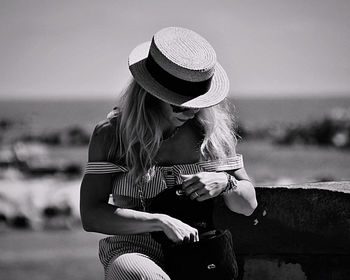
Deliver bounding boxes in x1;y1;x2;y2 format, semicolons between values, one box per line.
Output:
80;27;257;280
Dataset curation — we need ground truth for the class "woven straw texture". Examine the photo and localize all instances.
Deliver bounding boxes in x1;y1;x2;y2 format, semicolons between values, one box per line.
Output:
128;27;229;108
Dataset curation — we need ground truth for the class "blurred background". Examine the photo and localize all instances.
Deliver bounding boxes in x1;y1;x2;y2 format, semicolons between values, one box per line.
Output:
0;0;349;279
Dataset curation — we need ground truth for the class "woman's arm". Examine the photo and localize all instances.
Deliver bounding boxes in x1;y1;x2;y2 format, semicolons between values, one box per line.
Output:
80;173;163;235
181;167;257;216
80;121;198;242
222;167;257;216
80;121;161;235
81;172;199;240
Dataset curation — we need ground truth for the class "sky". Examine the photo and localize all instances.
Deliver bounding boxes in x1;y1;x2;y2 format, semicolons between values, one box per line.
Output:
0;0;349;100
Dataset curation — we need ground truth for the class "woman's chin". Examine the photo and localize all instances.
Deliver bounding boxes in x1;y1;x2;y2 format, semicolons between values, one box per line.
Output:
173;117;188;126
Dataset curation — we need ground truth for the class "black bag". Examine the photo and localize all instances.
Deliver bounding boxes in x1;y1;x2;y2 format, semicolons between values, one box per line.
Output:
148;185;238;280
148;184;214;244
163;229;237;280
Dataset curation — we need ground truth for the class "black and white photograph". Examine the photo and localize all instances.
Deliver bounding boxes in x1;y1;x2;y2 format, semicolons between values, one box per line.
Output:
0;1;349;279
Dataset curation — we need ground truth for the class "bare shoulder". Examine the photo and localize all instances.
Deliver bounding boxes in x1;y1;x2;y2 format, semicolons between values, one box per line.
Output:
88;119;116;162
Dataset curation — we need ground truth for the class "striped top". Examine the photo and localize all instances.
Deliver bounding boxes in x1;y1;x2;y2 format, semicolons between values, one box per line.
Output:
84;155;244;270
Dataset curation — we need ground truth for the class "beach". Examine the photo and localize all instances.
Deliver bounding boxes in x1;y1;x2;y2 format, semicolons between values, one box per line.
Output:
0;97;350;280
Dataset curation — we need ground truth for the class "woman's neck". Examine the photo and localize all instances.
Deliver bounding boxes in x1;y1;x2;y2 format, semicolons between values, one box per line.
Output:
155;119;203;165
161;119;180;140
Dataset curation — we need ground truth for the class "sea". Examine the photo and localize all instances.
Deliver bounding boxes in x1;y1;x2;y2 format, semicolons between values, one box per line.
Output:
1;96;350;134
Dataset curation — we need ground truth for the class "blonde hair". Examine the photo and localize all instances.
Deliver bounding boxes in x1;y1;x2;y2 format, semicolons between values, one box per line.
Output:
113;79;237;184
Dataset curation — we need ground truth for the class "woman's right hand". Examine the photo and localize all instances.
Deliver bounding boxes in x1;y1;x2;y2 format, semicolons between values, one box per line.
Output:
155;214;199;243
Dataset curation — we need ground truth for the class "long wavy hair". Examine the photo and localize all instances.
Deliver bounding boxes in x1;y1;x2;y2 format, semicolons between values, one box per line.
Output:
111;79;237;184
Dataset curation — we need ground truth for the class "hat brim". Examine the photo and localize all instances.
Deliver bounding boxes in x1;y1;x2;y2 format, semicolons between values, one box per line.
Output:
128;41;229;108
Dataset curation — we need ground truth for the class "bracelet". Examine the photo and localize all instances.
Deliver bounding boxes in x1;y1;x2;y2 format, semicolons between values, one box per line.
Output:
222;172;238;195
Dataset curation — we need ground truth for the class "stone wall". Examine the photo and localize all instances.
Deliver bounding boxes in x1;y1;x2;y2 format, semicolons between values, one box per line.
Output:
214;181;350;280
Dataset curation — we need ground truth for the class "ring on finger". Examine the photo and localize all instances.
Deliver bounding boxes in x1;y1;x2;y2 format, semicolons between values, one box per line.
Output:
194;191;200;198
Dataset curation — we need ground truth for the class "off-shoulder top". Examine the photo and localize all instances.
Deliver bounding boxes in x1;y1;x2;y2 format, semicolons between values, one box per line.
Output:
84;155;244;271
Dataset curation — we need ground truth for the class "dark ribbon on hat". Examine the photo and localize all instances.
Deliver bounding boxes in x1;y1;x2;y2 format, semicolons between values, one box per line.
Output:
146;54;213;97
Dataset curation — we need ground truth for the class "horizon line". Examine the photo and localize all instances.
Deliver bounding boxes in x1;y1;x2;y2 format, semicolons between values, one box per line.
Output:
1;95;350;102
0;91;349;101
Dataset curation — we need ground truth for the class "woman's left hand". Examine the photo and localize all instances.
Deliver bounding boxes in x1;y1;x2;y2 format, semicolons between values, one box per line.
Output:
180;172;227;201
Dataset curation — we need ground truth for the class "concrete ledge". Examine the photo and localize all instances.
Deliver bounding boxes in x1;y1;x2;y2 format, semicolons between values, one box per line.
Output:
214;181;350;280
259;181;350;194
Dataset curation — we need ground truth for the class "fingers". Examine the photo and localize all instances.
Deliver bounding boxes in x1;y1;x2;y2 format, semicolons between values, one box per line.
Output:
181;172;224;201
189;191;200;200
183;181;203;196
162;215;199;244
181;173;210;199
174;229;199;244
196;193;211;202
180;174;199;188
188;230;199;243
190;190;211;201
183;232;199;243
185;182;212;200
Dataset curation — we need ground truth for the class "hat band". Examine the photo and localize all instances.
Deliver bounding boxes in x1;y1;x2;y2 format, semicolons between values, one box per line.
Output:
146;54;213;97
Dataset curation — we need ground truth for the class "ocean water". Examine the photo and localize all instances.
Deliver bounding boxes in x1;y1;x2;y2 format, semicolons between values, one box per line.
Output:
0;97;350;133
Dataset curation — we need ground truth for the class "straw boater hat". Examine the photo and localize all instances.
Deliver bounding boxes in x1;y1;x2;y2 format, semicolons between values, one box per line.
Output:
128;27;229;108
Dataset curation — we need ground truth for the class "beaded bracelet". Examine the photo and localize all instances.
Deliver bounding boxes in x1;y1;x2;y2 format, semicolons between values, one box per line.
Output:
221;172;238;195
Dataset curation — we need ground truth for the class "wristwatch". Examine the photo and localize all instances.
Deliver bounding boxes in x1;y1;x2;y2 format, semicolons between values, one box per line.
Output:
222;173;238;194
